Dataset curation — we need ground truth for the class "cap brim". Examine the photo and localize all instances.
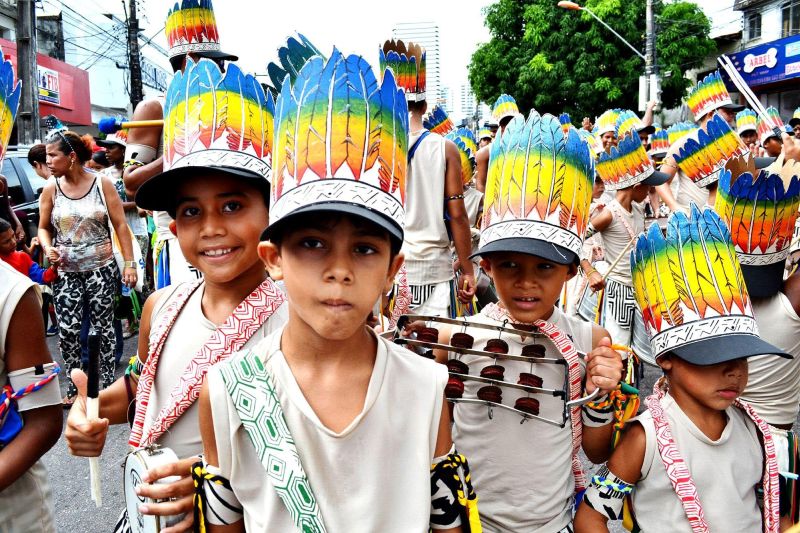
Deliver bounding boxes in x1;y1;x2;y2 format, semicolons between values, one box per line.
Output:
135;165;267;212
669;332;789;365
641;170;670;186
741;262;785;299
790;118;800;128
262;202;403;246
755;157;776;169
195;50;238;62
472;238;578;265
95;139;125;149
638;125;656;136
720;103;746;112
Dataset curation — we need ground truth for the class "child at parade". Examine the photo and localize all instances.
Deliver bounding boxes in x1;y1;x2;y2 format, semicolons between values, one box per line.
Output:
64;58;287;532
432;111;623;533
194;51;472;533
575;206;786;533
0;259;63;531
0;218;57;284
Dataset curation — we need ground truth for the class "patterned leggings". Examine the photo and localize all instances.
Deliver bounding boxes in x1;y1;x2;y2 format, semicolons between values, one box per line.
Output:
53;262;119;395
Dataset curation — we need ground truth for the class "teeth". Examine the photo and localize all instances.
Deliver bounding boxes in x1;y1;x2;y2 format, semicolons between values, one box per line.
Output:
204;248;232;257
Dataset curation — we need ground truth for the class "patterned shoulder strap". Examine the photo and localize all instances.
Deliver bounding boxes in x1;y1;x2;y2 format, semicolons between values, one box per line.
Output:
607;201;636;240
219;350;326;532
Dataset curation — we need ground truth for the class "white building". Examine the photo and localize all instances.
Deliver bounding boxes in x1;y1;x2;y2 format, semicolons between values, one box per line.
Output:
392;21;440;109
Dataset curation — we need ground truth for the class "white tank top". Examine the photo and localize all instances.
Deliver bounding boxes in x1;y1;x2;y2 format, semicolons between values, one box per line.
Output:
602;200;643;286
665;140;709;212
452;307;592;533
740;292;800;425
632;394;762;533
140;282;288;458
207;327;447;532
402;130;453;285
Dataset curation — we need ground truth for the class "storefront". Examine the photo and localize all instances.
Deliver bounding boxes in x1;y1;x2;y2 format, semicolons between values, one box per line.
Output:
725;34;800;120
0;37;91;128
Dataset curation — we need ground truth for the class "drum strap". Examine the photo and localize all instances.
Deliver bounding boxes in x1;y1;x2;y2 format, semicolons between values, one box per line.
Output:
220;350;327;532
130;278;285;447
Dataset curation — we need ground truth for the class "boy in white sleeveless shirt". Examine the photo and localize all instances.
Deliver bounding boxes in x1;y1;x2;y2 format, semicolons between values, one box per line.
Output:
582;121;670;365
195;50;474;533
434;111;623;533
64;58;287;531
716;158;800;527
576;206;785;533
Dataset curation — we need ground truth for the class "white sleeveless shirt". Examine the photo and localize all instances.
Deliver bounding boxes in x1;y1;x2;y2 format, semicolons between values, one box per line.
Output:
631;393;762;533
207;326;447;532
602;200;643;286
741;292;800;425
452;306;592;533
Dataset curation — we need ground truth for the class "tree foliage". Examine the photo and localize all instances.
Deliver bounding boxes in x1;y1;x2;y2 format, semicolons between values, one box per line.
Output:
468;0;716;119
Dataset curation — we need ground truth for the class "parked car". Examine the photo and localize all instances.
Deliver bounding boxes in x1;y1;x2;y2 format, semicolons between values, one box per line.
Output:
5;147;50;242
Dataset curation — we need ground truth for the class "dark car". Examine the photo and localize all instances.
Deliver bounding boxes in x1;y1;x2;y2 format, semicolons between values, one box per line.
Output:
5;148;49;241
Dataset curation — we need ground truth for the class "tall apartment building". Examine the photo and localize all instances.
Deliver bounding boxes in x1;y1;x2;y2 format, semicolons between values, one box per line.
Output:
392;22;440;108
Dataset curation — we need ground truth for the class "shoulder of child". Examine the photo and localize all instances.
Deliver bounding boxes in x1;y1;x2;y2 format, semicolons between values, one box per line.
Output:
782;276;800;317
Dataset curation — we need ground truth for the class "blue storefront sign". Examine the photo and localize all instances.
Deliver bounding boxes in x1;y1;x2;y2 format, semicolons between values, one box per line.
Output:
726;34;800;87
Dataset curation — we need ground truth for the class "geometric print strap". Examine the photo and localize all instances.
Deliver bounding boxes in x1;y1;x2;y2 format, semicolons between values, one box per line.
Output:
608;201;637;240
220;350;327;533
139;278;286;447
645;381;711;533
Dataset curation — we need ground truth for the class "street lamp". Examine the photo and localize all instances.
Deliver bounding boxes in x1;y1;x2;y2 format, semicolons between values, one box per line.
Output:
557;1;645;61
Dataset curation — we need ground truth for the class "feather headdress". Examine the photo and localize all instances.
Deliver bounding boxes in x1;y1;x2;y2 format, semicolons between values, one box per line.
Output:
648;128;669;157
686;70;732;121
266;33;324;95
790;107;800;127
270;48;408;240
380;40;425;102
446;128;478;185
424;105;455;135
667;122;698;145
165;0;231;59
480;111;594;257
492;94;519;123
579;129;604;158
0;51;20;167
736;109;757;135
615;109;645;137
757;106;790;145
674;113;747;188
631;205;757;359
478;127;494;141
593;108;621;136
715;157;800;266
162;59;273;179
596;130;657;191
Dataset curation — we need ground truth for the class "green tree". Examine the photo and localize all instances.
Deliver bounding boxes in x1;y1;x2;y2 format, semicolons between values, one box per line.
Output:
468;0;716;119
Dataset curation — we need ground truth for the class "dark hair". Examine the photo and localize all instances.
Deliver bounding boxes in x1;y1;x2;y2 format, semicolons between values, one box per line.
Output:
407;100;427;115
27;143;46;166
0;217;11;233
169;54;186;73
44;130;93;163
92;151;110;168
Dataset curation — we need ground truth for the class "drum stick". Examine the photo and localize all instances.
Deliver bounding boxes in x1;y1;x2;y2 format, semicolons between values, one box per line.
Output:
98;117;164;134
601;235;637;281
87;334;102;507
717;55;783;139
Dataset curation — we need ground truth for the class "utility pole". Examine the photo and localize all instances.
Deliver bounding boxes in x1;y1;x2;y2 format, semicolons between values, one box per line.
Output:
126;0;144;109
16;0;40;144
645;0;659;104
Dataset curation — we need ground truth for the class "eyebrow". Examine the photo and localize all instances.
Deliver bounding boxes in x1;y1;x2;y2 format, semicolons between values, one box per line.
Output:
175;191;247;205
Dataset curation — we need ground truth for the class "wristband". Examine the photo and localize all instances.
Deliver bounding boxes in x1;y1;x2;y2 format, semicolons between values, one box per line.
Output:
123;260;137;268
584;267;598;277
581;394;615;427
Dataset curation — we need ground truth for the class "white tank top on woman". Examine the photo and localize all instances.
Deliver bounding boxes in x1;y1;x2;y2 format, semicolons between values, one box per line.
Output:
207;326;447;532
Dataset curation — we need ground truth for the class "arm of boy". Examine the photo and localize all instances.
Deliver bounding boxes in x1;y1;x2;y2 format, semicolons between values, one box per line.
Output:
431;397;463;533
582;210;613;292
0;288;63;491
582;326;623;463
65;288;163;457
475;146;489;193
444;140;476;302
101;177;138;288
574;422;645;533
198;381;244;533
122;99;164;198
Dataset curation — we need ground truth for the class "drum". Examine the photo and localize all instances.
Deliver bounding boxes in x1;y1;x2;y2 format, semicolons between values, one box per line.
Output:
124;445;184;533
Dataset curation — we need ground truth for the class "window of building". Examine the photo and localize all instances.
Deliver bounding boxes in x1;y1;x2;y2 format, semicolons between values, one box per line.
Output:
745;12;762;41
784;0;800;37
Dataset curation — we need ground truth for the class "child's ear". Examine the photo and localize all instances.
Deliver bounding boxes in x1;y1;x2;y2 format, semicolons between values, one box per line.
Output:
384;252;405;294
658;354;672;372
565;262;579;281
169;219;177;237
479;258;493;277
258;241;283;280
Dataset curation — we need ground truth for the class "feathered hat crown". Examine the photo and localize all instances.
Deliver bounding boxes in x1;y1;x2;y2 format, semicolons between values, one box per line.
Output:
686;70;732;121
757;106;789;145
446;128;478;185
674;113;747;188
593;108;621;136
424;105;454;135
492;94;519;123
667;122;697;145
161;59;273;180
791;107;800;127
631;206;757;359
380;40;426;102
267;33;324;95
615;109;645;137
716;157;800;266
165;0;231;60
0;49;19;167
596;129;656;191
478;127;494;141
736;109;757;135
480;111;594;258
648;128;669;157
270;49;408;242
579;129;604;158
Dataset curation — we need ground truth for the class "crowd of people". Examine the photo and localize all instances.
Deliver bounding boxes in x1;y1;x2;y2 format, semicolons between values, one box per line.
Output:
4;0;800;532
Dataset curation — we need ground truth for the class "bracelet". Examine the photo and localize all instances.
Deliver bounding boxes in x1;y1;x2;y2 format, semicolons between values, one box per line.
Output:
584;267;598;276
123;260;137;268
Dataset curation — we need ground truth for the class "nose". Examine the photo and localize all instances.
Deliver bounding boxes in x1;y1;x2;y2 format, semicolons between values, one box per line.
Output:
198;210;227;239
324;245;354;285
722;359;747;378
